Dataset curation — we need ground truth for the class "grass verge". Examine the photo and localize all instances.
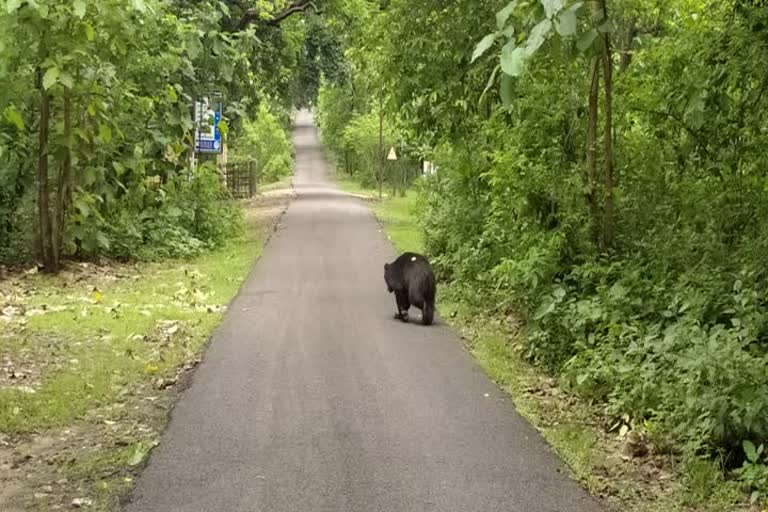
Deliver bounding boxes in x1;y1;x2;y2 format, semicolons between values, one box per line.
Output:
0;182;293;511
338;175;751;512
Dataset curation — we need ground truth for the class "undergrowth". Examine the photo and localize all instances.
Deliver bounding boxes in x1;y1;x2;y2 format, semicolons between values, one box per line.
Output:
354;176;757;511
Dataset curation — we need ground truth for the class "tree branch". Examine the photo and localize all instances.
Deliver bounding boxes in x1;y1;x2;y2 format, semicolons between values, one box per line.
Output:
238;0;316;30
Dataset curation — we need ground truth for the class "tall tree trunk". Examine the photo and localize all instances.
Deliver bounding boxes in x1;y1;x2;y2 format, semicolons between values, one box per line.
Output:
36;70;55;272
599;0;615;250
400;162;407;197
378;93;384;200
54;91;73;266
586;56;601;249
620;19;638;71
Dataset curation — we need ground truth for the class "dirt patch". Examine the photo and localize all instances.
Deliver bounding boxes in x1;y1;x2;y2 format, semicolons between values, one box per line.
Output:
0;394;175;511
242;183;295;228
0;319;203;512
1;261;139;286
1;261;140;329
0;436;25;512
0;332;68;392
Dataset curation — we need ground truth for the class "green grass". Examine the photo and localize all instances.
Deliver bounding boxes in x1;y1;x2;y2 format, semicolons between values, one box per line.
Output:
334;174;389;199
370;195;424;253
260;174;294;192
0;194;287;509
337;173;749;511
0;213;266;434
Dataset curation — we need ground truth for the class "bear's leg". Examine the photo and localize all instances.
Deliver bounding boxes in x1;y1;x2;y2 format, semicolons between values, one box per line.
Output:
394;290;410;322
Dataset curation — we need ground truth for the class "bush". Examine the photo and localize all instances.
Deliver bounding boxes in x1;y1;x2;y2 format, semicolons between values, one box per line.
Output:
69;163;243;261
412;92;768;464
316;81;400;187
230;103;294;183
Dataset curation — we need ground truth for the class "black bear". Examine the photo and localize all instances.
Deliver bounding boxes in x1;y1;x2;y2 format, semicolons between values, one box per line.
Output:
384;252;436;325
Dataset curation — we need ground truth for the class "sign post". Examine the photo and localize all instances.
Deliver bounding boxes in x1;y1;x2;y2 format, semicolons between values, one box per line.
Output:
192;93;223;175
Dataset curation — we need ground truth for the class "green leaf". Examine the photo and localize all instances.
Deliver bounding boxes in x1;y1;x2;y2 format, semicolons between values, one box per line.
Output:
3;106;25;131
59;72;74;89
472;33;498;63
6;0;22;13
750;491;759;505
74;127;89;141
82;167;97;186
212;37;224;56
73;0;86;19
577;28;598;52
743;440;757;462
496;1;518;30
99;123;112;143
526;18;552;56
501;41;527;77
597;18;614;33
42;67;60;90
74;197;91;216
222;62;234;83
556;9;577;37
84;22;95;41
131;0;146;12
218;119;229;137
534;296;556;320
500;73;515;105
541;0;565;19
96;230;110;250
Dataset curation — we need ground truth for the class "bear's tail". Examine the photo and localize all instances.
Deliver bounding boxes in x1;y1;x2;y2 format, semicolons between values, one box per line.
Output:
422;299;434;326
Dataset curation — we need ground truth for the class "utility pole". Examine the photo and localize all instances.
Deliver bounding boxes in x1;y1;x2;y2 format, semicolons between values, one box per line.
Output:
378;92;384;200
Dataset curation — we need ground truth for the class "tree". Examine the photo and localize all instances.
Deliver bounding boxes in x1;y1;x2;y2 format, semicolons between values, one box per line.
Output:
473;0;617;250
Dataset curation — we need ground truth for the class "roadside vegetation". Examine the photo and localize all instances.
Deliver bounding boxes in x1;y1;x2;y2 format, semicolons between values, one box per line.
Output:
1;0;300;508
317;1;768;509
0;184;292;510
349;182;748;511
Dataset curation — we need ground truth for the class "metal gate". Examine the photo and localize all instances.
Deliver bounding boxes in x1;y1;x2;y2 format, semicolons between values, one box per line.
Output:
224;161;258;198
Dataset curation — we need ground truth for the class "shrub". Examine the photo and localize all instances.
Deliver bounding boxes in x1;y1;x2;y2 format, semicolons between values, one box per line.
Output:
69;163;243;261
230;103;294;183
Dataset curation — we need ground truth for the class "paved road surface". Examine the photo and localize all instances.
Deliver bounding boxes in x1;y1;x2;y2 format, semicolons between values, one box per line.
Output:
125;111;602;512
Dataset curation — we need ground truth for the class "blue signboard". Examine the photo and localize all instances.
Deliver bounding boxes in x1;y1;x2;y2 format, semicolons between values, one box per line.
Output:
194;93;223;154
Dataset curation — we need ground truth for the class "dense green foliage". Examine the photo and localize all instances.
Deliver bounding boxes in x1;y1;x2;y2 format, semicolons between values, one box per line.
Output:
316;0;768;502
230;103;294;183
0;0;315;265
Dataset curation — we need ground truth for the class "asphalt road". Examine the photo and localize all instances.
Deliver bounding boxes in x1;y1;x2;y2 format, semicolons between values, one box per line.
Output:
125;111;603;512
